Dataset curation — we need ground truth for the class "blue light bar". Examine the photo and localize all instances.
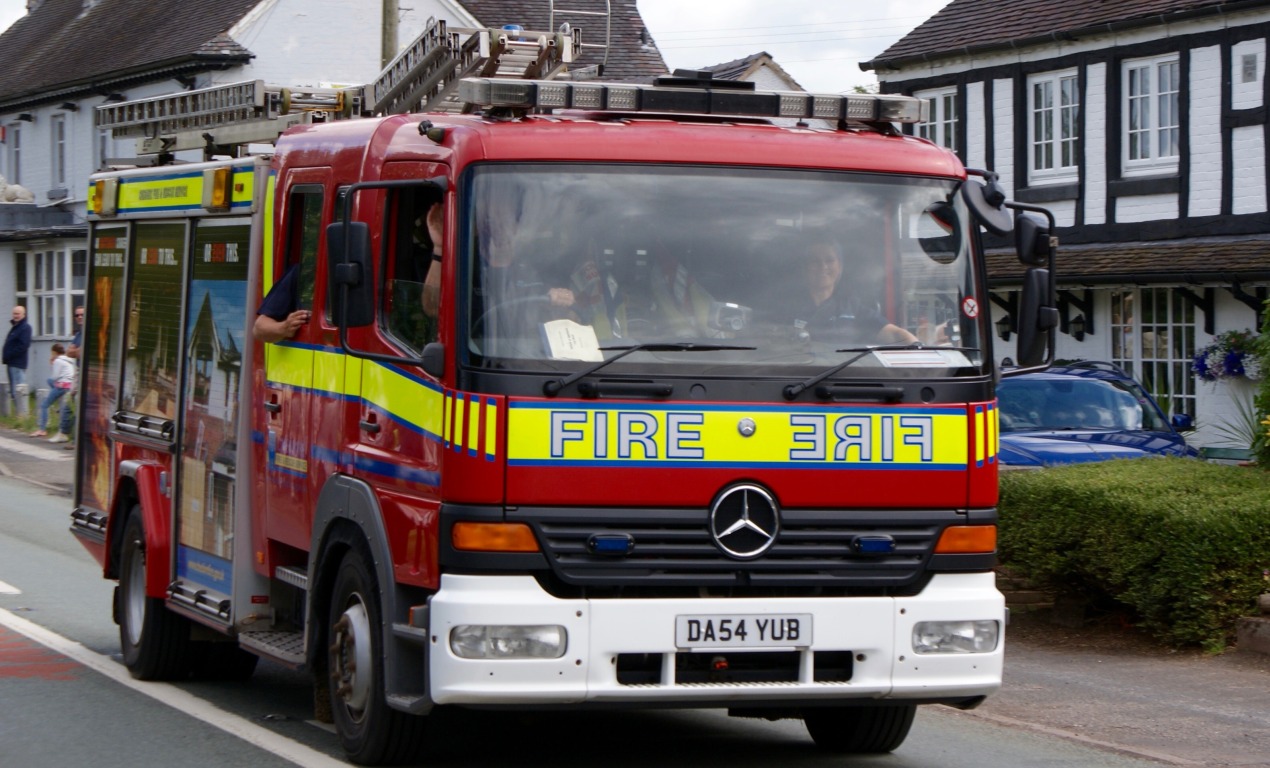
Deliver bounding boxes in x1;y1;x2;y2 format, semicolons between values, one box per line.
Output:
458;78;927;123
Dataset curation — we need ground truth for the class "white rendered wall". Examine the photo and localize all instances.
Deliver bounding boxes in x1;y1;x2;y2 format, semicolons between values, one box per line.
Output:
1083;62;1107;225
965;81;986;170
1231;39;1267;215
1116;193;1178;222
1188;45;1223;218
992;79;1014;196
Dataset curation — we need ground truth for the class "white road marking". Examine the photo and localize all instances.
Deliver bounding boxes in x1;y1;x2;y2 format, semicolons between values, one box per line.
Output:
0;580;20;594
0;607;348;768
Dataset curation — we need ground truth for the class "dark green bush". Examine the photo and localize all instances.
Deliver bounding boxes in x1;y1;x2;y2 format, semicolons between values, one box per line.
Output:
999;458;1270;650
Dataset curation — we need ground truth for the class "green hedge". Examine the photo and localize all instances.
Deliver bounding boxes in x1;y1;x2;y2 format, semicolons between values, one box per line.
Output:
998;458;1270;650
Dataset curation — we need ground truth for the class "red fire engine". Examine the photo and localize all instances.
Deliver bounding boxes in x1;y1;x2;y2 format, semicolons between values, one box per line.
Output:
72;16;1058;766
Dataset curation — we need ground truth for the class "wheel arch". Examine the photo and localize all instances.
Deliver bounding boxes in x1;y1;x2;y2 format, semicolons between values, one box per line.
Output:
106;460;168;599
308;473;433;714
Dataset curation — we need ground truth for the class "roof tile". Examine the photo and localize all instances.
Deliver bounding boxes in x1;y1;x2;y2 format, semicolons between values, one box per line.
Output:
865;0;1259;70
0;0;260;105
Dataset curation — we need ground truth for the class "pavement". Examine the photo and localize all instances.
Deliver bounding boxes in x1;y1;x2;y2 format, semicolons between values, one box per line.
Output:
0;428;75;495
0;434;1267;766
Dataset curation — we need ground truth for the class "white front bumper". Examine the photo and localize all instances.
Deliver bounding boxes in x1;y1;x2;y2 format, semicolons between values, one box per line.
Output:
427;571;1004;706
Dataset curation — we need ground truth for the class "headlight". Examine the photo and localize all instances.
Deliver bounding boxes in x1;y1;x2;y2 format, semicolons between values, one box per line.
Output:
449;625;567;659
912;620;1000;654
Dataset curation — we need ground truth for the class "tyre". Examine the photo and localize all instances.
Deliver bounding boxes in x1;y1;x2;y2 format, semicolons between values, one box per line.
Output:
803;704;917;754
328;542;427;765
117;509;193;680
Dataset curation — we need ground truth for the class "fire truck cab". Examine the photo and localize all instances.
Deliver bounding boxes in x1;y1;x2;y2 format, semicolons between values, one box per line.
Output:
72;18;1058;766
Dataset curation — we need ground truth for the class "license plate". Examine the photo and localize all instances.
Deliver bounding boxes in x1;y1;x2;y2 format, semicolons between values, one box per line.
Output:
674;614;813;650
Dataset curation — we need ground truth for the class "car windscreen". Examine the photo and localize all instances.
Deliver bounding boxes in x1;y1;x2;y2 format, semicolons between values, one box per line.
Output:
998;377;1170;433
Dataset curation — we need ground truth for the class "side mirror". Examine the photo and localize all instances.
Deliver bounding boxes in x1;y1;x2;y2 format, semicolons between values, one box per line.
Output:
961;176;1013;236
1172;413;1195;432
1014;212;1051;266
327;221;374;327
918;201;961;264
421;342;445;378
1015;267;1057;367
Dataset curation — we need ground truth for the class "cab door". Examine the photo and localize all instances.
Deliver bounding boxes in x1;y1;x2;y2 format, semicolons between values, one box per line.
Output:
261;171;328;550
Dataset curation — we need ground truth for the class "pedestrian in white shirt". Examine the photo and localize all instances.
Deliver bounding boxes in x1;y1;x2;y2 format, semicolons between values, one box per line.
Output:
32;343;75;439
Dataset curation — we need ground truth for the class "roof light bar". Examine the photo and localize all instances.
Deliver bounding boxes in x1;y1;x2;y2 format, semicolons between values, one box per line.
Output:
457;78;927;123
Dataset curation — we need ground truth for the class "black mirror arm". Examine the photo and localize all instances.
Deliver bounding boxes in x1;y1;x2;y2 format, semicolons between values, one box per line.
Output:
1004;201;1058;374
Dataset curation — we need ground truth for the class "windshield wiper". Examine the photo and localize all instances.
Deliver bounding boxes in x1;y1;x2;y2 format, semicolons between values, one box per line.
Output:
543;342;756;397
782;343;980;401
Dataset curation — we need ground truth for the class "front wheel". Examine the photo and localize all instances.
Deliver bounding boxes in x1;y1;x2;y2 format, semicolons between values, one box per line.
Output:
117;509;193;680
328;542;426;765
803;704;917;754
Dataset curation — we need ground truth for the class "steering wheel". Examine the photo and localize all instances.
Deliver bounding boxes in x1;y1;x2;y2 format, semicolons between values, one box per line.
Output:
471;294;553;340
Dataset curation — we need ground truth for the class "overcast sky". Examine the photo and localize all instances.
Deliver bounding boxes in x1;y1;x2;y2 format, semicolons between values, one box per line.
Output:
0;0;21;35
637;0;951;93
0;0;952;93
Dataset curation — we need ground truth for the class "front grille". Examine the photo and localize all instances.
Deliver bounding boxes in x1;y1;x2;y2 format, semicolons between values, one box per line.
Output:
513;507;962;590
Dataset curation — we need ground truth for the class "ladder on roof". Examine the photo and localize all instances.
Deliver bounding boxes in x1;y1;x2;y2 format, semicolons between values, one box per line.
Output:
550;0;610;72
95;16;585;158
95;80;364;157
371;17;581;115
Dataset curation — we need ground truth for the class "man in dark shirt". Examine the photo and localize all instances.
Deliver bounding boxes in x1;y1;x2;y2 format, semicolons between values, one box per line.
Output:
3;306;32;414
252;264;312;342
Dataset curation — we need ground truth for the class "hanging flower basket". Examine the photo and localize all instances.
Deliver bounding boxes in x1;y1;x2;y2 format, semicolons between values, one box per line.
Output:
1192;329;1261;382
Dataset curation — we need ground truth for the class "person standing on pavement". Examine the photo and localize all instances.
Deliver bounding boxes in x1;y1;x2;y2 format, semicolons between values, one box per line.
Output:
56;306;85;443
67;305;83;360
31;343;74;439
3;305;32;417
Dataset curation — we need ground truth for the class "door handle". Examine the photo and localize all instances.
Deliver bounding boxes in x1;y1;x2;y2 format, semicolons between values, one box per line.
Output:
264;395;281;413
360;414;381;434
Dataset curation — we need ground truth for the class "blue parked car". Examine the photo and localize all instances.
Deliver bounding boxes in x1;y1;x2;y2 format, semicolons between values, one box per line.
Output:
996;362;1197;468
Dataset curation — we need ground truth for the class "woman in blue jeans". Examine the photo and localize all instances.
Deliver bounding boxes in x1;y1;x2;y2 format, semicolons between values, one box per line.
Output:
31;343;74;440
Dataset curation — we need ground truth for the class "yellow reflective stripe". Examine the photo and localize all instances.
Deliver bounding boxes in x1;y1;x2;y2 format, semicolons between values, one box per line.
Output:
117;174;202;211
232;169;254;206
264;344;314;389
507;406;969;466
453;394;466;451
466;395;481;455
262;172;277;295
442;392;451;445
360;361;445;438
484;399;498;460
985;403;995;456
313;348;346;403
975;407;986;465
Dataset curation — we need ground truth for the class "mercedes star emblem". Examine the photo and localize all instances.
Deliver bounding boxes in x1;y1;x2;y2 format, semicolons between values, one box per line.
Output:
709;484;780;559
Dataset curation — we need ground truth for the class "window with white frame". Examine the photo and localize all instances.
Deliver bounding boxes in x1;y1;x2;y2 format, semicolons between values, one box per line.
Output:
5;123;20;184
51;114;67;187
14;248;88;338
916;88;957;152
1110;288;1195;419
1028;70;1080;183
1123;54;1180;175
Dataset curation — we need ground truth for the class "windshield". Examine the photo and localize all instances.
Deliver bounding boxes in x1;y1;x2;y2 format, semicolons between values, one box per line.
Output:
997;377;1171;433
463;164;985;378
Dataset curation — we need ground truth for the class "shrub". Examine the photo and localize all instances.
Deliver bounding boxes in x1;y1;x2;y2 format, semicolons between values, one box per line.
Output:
1258;309;1270;465
998;458;1270;650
